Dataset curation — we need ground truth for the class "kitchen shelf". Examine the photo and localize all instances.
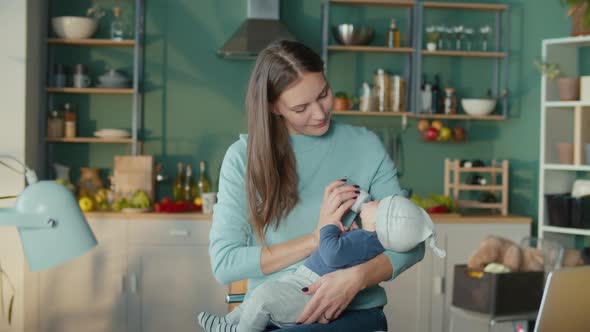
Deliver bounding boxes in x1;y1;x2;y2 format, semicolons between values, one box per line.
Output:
414;113;506;120
46;137;134;144
422;1;507;11
47;38;135;47
544;101;590;108
330;0;415;7
421;50;507;58
542;35;590;47
46;87;135;95
541;225;590;237
333;110;412;116
456;200;503;209
451;184;504;191
457;166;503;173
328;45;414;54
543;164;590;171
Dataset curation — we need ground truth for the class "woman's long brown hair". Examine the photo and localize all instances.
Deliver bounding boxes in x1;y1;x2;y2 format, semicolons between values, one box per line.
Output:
245;40;324;242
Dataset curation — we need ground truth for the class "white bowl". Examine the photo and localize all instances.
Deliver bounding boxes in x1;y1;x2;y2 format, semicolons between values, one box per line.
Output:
52;16;98;39
461;98;497;116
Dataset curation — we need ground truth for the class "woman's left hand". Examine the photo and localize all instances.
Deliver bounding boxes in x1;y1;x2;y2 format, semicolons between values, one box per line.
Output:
296;267;363;324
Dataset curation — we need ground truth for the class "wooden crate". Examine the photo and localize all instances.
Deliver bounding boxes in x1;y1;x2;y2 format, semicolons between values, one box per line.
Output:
444;159;509;216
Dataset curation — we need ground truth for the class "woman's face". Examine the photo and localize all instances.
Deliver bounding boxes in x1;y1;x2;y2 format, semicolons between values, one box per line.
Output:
274;71;333;136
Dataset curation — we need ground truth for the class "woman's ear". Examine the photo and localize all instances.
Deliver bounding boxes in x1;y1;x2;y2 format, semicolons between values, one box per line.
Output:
270;103;282;116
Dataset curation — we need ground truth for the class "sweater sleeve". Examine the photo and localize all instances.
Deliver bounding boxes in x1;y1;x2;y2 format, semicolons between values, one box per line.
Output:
318;225;383;268
208;142;265;285
369;143;425;280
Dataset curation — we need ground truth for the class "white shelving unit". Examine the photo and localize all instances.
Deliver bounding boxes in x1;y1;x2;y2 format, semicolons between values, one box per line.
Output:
538;35;590;245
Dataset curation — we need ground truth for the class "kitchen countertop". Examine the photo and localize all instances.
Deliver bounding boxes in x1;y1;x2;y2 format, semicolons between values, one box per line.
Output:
85;212;531;224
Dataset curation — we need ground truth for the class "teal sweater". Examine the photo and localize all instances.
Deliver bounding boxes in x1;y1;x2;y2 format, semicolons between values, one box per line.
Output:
209;120;425;310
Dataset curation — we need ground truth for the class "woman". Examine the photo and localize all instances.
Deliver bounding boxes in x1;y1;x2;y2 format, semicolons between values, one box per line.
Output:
209;40;425;331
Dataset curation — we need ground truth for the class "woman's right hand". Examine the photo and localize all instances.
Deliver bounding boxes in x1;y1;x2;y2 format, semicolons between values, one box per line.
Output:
313;179;359;244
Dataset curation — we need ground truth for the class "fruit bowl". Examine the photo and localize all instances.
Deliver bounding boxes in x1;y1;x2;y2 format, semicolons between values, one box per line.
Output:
461;98;497;116
52;16;98;39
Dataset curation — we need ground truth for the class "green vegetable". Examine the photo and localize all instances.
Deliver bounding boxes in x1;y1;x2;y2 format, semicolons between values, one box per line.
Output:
334;91;348;99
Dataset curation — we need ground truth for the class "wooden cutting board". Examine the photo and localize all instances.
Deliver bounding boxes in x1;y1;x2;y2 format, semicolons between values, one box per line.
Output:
113;155;155;200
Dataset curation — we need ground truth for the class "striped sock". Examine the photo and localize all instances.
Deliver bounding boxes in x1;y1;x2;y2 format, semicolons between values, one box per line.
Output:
212;321;237;332
197;312;227;332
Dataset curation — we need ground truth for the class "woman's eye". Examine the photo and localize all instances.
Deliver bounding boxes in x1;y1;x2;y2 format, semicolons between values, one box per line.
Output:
295;106;307;113
319;90;329;99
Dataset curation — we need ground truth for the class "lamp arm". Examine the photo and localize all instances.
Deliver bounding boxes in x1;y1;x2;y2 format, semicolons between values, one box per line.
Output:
0;155;38;184
0;208;56;229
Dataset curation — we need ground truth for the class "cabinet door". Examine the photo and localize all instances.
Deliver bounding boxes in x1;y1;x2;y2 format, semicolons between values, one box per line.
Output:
382;249;434;332
126;220;228;332
127;245;227;332
38;218;127;332
440;223;530;332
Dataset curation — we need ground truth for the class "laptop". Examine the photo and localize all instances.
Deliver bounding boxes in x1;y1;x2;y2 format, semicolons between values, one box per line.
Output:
534;266;590;332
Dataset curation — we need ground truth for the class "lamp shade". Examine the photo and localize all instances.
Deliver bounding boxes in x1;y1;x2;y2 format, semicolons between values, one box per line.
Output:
15;181;97;271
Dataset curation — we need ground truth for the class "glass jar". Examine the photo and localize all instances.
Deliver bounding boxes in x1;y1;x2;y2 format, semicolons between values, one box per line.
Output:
47;110;64;138
443;88;457;114
77;167;104;198
373;69;391;112
63;103;77;138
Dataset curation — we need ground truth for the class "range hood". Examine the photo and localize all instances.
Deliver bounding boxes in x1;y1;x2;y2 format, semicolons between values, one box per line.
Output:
218;0;295;59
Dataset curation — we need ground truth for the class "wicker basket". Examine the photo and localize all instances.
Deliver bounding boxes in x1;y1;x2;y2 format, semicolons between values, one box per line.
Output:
571;3;590;36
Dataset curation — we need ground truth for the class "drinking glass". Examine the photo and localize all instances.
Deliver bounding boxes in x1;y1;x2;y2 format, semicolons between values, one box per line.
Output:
454;25;465;50
464;27;474;51
480;25;492;51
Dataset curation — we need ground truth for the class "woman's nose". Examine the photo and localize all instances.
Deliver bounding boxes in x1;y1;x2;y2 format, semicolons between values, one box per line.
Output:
311;101;328;120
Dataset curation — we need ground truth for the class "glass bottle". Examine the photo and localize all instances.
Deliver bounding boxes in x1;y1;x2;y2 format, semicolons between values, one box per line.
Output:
110;7;125;41
173;162;185;202
47;109;64;138
386;19;401;48
184;165;197;202
431;75;441;114
63;103;76;138
197;160;211;197
443;88;457;114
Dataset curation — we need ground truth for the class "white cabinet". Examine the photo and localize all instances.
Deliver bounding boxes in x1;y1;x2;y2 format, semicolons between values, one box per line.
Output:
38;218;127;332
30;217;226;332
127;221;227;332
382;220;530;332
539;36;590;245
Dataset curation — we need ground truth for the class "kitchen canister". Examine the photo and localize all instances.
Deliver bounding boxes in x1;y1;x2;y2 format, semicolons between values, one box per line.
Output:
581;76;590;102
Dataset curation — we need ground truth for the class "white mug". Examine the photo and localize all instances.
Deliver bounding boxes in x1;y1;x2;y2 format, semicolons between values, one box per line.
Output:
202;192;217;214
73;74;91;88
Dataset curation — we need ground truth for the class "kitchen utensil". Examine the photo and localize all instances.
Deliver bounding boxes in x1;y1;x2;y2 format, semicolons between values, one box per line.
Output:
461;98;496;116
53;64;68;87
332;24;374;45
51;16;98;39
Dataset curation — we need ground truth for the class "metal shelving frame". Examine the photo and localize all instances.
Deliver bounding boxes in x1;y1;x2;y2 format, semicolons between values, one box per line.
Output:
320;0;511;119
44;0;144;178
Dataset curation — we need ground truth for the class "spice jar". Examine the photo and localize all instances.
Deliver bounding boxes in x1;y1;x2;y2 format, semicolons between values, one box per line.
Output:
373;69;391;112
47;109;64;138
63;103;76;138
443;88;457;114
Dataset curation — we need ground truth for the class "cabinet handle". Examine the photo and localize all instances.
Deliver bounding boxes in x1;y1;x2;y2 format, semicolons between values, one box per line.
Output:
433;276;445;295
169;229;190;237
130;274;138;294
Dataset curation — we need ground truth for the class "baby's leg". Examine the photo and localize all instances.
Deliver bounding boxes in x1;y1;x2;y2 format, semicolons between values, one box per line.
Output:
197;312;228;332
237;272;314;331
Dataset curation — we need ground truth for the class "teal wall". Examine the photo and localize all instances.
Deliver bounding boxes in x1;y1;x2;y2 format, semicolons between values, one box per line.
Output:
49;0;587;229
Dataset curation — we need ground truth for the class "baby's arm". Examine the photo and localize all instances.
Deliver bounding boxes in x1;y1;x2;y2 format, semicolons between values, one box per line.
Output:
318;225;383;268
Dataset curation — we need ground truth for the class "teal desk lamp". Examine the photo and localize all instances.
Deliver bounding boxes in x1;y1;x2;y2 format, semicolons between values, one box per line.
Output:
0;155;97;272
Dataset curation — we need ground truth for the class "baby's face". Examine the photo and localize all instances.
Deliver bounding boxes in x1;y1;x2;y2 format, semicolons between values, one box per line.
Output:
360;200;379;232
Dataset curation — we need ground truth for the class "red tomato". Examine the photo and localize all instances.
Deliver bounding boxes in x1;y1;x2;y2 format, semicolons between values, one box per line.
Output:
161;197;172;206
154;203;162;213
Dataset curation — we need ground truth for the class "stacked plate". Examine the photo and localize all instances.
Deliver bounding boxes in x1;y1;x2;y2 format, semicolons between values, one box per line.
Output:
94;129;131;139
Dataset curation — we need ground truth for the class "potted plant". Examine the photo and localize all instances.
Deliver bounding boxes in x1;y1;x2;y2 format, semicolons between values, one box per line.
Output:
535;59;580;101
333;91;353;111
561;0;590;36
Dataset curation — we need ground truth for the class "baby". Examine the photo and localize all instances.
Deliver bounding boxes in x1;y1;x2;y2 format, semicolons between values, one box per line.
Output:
198;191;445;332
